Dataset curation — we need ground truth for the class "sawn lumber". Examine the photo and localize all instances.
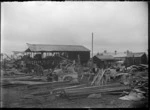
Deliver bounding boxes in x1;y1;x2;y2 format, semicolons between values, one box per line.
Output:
64;84;131;97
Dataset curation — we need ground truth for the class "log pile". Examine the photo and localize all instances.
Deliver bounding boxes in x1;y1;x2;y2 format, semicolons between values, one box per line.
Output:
63;83;130;99
52;82;131;98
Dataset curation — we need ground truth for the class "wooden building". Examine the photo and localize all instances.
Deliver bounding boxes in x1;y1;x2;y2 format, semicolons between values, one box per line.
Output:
101;51;127;62
24;43;90;69
125;52;147;67
93;54;117;69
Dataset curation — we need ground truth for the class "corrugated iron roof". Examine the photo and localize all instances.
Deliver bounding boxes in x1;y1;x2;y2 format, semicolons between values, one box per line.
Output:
98;52;146;58
25;43;90;52
112;53;127;58
95;54;115;60
126;52;145;57
13;51;25;55
101;52;127;58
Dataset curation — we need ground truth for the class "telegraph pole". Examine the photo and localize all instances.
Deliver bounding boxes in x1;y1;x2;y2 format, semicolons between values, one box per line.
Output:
92;32;93;67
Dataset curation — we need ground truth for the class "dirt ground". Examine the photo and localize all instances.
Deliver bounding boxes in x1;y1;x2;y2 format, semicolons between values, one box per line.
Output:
1;83;147;108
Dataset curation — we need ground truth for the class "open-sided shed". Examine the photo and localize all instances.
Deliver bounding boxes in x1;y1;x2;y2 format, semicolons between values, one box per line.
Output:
24;43;90;69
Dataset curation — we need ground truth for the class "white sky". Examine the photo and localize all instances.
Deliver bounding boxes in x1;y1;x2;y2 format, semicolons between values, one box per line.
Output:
1;1;148;55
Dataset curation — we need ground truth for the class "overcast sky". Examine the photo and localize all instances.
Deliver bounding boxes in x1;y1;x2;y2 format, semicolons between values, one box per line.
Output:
1;2;148;55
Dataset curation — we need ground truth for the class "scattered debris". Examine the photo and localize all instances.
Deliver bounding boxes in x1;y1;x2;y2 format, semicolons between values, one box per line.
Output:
1;50;148;108
119;91;145;101
87;93;101;99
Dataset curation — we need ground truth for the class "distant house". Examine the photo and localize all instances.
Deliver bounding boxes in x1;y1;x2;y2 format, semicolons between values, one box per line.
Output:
112;53;127;61
125;52;147;66
100;51;128;61
93;54;117;69
97;51;147;67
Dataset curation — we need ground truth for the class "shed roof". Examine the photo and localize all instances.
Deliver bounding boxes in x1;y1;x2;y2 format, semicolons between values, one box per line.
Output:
112;53;127;58
13;51;25;55
101;52;127;58
95;54;115;61
25;43;90;52
126;52;145;57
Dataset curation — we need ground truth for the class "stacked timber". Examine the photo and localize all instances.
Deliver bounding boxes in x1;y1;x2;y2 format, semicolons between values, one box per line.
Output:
52;84;87;95
58;83;131;98
27;80;79;89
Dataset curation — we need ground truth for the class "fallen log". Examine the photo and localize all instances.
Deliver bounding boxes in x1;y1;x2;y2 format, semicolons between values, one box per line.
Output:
66;87;130;98
63;82;122;92
32;91;50;96
66;85;130;94
15;76;47;82
52;84;87;94
52;83;128;97
3;75;33;81
2;83;27;88
27;80;79;89
64;84;131;98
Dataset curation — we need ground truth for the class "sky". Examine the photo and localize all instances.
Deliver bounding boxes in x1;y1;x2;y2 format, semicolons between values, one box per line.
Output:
1;1;148;56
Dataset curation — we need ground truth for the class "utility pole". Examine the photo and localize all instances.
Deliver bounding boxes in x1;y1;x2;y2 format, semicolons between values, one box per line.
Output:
92;32;94;67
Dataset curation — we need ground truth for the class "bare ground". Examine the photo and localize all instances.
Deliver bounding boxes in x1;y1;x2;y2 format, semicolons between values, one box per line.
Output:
1;83;147;108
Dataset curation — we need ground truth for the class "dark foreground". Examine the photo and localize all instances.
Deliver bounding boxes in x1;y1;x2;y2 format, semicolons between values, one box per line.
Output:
1;84;147;108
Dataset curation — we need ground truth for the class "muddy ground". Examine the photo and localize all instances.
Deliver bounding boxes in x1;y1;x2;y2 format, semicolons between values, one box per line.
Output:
1;83;147;108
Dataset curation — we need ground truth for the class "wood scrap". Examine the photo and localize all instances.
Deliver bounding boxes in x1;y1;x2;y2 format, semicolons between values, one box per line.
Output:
53;83;130;98
91;69;103;85
27;80;79;89
52;84;87;94
91;69;106;86
63;83;123;92
95;69;106;86
32;91;50;96
65;85;130;98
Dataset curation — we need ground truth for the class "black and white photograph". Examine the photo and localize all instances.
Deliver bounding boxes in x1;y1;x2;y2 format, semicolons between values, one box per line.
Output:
1;1;148;108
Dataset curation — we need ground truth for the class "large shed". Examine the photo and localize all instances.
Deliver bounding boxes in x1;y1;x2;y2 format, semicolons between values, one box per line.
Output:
24;43;90;69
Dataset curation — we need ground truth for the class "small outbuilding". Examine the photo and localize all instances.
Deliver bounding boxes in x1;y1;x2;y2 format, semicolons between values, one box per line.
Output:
125;52;147;67
93;54;117;69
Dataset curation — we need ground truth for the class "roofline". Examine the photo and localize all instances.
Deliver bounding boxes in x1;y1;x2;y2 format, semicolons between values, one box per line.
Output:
25;50;90;52
94;55;116;60
25;48;90;52
26;43;89;47
26;43;90;52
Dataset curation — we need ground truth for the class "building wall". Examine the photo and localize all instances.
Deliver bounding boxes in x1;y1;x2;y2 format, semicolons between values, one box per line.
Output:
124;57;133;67
133;57;141;65
24;51;90;69
141;54;147;64
93;56;115;69
114;57;126;61
79;51;90;64
68;51;90;64
124;54;147;66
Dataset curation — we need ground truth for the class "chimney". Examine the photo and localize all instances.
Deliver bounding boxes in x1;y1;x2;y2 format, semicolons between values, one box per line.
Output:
127;50;130;55
97;52;100;55
104;50;107;54
115;50;117;55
